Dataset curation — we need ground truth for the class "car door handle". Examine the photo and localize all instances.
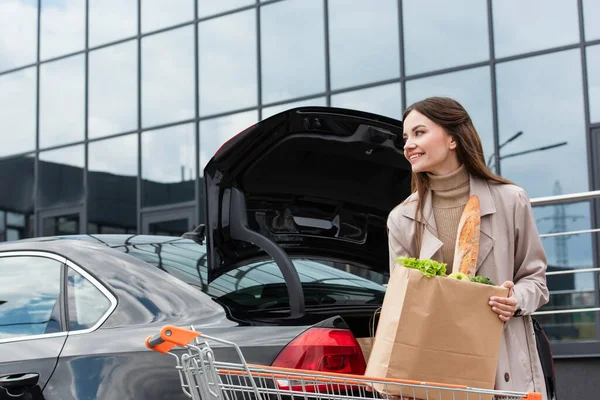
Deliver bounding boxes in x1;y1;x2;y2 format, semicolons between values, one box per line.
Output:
0;373;39;389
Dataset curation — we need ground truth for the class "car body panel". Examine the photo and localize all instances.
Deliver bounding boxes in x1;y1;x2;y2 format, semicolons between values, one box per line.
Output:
0;336;66;399
43;324;307;400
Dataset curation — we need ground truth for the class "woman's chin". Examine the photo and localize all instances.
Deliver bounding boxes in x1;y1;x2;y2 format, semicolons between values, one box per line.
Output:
411;164;428;173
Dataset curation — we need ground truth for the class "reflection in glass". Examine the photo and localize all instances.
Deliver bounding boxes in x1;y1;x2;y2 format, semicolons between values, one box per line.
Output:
262;97;327;119
406;67;494;164
0;256;62;339
199;9;257;116
89;0;137;47
40;55;85;148
198;0;254;18
403;0;488;75
142;0;194;33
0;68;36;157
328;0;399;89
587;45;600;123
0;155;35;241
68;267;110;330
6;229;20;242
88;134;138;234
261;0;325;104
331;83;401;120
492;0;579;58
0;1;37;71
39;145;85;209
142;26;195;128
533;201;596;342
142;123;196;207
536;311;597;342
148;219;189;236
200;110;258;174
496;50;587;198
42;214;80;236
89;40;137;138
40;0;85;60
583;0;600;40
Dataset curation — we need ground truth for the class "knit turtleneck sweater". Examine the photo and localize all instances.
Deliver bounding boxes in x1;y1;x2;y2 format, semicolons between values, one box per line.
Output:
427;165;470;273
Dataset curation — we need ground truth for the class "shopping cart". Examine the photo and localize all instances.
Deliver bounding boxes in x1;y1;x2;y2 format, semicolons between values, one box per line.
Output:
145;325;543;400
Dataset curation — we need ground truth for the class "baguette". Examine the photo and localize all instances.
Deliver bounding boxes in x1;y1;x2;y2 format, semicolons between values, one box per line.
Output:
452;195;481;278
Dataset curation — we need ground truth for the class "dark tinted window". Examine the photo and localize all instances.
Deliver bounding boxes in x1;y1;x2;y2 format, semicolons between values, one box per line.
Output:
119;240;386;311
0;256;63;339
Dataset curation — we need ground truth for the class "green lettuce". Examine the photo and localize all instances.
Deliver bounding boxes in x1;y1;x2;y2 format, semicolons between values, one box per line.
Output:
470;275;495;286
396;256;447;278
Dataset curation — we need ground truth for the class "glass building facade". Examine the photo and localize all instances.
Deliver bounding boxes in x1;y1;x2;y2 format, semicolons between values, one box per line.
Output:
0;0;599;349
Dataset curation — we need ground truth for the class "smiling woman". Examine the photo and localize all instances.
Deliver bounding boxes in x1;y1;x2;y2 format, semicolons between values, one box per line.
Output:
389;96;550;398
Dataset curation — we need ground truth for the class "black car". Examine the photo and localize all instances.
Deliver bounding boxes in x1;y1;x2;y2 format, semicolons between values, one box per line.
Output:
0;107;411;399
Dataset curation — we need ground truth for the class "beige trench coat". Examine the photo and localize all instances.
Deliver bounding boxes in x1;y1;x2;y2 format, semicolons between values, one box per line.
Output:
387;174;549;399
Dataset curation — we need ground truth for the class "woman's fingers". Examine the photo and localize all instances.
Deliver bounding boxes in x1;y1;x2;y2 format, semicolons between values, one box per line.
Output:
490;294;517;321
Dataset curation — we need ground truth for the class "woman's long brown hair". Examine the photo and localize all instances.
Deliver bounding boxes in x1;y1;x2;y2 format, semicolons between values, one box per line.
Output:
403;96;513;255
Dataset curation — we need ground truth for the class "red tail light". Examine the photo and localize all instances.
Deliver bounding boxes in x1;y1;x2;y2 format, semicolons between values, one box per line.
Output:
272;327;366;374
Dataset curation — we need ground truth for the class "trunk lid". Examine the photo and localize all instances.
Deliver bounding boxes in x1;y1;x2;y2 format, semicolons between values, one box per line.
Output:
203;106;410;285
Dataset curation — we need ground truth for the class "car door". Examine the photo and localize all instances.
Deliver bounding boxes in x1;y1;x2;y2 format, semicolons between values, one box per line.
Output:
0;252;68;399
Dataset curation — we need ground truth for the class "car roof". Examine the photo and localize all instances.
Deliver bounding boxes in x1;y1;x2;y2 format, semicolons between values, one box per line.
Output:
0;234;195;250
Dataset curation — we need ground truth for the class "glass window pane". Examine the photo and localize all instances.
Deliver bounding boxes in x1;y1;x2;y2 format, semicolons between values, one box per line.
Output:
67;267;111;331
587;45;600;123
0;155;35;239
403;0;488;75
0;1;37;71
406;67;494;166
89;0;137;47
88;135;138;233
142;123;196;207
142;26;195;128
142;0;194;33
6;229;20;242
39;145;85;209
331;83;401;120
42;213;80;236
0;256;62;339
7;212;26;227
261;0;325;104
0;68;36;157
583;0;600;41
198;0;254;18
262;96;327;119
199;9;257;116
148;218;189;236
329;0;399;90
89;40;138;139
533;202;597;342
40;55;85;148
200;110;258;174
492;0;579;58
40;0;85;60
497;50;587;198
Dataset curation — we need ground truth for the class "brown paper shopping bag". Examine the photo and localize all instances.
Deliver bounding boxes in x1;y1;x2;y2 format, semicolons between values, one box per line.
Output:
364;266;509;400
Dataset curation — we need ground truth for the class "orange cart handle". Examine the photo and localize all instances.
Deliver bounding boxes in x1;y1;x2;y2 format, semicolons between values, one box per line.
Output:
145;325;200;354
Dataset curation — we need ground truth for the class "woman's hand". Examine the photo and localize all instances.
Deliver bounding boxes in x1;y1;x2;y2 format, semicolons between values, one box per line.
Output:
489;281;518;322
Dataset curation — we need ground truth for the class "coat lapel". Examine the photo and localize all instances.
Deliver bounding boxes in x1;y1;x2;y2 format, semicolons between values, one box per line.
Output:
401;175;497;269
469;176;496;271
402;190;444;261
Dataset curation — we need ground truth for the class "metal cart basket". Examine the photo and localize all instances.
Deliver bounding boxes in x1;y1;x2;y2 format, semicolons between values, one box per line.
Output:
146;325;542;400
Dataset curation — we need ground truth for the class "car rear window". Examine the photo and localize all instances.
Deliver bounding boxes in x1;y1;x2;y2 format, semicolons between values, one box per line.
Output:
118;241;386;310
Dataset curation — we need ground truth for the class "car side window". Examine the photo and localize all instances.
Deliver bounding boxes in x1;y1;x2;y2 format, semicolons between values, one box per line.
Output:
67;267;111;331
0;255;63;340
